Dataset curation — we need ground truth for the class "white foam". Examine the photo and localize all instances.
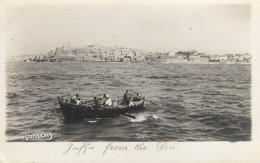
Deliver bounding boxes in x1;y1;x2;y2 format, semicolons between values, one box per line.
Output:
152;115;159;119
86;120;97;123
130;115;146;122
84;119;98;123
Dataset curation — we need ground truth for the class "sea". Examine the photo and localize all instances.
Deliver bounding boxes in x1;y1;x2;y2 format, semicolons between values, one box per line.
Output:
5;62;251;141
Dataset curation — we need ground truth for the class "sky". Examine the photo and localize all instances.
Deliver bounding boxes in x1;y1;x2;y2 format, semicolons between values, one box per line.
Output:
4;4;251;56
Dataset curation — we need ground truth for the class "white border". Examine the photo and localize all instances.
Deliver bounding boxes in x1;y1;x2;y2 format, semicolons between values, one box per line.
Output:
1;0;260;162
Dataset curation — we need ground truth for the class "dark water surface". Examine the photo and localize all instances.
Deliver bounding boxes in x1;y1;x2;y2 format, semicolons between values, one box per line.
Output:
6;62;251;141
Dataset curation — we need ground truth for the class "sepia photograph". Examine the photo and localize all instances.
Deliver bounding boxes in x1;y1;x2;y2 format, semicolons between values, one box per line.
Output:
4;4;252;142
1;1;260;162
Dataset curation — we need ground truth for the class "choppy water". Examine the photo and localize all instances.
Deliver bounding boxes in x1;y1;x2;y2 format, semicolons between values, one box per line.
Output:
6;62;251;141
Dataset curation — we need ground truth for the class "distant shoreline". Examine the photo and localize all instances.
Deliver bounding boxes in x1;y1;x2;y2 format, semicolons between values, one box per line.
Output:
7;44;251;65
7;60;251;65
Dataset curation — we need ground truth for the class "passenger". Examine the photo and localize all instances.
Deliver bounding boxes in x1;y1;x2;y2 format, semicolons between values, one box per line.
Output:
123;90;131;105
93;96;99;108
133;93;141;101
129;101;135;107
105;96;112;106
76;98;81;105
99;92;107;106
105;92;110;99
100;92;112;106
70;93;79;104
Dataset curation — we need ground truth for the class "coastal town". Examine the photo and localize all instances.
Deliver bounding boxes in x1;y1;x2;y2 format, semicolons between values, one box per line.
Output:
8;43;251;64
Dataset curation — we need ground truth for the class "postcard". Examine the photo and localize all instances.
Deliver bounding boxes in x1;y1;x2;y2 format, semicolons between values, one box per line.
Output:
0;0;260;162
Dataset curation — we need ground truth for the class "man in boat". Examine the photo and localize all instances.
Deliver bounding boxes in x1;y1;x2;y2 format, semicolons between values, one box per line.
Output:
76;98;81;105
133;93;142;101
70;93;79;104
105;95;112;106
123;90;131;105
100;92;112;106
93;96;99;109
99;92;107;105
128;101;135;107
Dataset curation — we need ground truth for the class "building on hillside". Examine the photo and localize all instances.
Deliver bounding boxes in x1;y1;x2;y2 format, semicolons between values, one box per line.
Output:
168;51;176;57
58;56;78;62
189;55;200;61
199;56;210;62
106;55;118;62
175;51;192;59
209;59;220;62
120;56;131;62
55;47;64;56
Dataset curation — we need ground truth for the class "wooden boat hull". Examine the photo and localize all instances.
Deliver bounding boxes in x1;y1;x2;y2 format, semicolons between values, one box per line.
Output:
58;97;145;121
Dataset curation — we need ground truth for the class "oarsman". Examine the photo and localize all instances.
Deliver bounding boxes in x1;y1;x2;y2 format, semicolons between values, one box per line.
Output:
100;92;112;106
93;96;99;108
128;101;135;107
99;92;106;105
76;98;81;105
123;90;131;105
71;93;79;104
105;95;112;106
133;93;142;101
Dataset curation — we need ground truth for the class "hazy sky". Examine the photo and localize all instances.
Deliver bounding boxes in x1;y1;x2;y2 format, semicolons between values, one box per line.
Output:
4;4;250;56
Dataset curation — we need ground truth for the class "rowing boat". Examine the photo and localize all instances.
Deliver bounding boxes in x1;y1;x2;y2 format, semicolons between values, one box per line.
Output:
58;96;145;121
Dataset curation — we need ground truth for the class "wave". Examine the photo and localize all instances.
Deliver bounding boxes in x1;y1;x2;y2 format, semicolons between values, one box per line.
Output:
40;74;56;80
204;93;225;96
149;74;187;79
6;101;20;106
19;89;32;94
25;74;57;81
7;92;19;99
36;97;53;103
27;75;37;79
130;115;146;122
30;123;54;129
110;80;130;87
193;128;214;133
161;88;174;92
147;75;169;79
81;83;93;86
84;119;98;124
152;115;159;119
214;127;241;136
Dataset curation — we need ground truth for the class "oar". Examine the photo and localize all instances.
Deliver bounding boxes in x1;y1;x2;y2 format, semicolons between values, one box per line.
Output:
128;94;158;106
121;113;135;119
145;100;158;106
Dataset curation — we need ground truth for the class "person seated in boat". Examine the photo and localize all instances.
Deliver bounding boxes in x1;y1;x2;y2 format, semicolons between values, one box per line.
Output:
93;96;99;108
123;90;131;105
133;93;142;101
70;93;79;104
105;96;112;106
100;92;111;106
128;101;135;107
99;92;108;105
76;98;81;105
